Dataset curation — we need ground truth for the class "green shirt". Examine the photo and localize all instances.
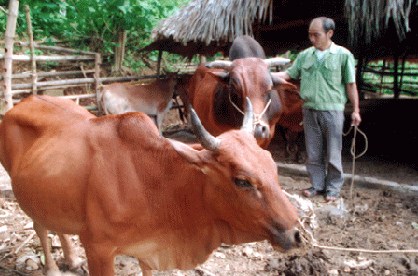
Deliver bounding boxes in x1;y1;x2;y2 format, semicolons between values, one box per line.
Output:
286;43;356;111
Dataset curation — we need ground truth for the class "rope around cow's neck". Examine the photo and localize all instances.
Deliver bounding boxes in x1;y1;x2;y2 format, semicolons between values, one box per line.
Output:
228;92;271;126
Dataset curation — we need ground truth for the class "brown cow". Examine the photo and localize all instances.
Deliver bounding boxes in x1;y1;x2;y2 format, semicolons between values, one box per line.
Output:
186;35;299;149
0;95;300;276
274;89;304;162
188;62;299;149
100;73;177;135
270;77;304;162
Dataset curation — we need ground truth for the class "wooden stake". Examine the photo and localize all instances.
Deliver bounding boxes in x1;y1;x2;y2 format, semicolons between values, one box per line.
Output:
3;0;19;112
24;5;37;95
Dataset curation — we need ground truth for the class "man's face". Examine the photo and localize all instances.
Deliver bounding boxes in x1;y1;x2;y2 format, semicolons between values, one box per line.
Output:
309;19;333;51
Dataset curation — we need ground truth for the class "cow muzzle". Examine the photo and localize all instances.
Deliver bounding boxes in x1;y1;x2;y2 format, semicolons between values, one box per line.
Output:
253;121;270;139
271;228;301;252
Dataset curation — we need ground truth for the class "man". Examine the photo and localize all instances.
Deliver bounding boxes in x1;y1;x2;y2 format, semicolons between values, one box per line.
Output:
275;17;361;201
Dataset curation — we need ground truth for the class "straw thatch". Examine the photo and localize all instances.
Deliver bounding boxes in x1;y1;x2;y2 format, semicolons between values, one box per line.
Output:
142;0;417;59
151;0;273;46
345;0;415;45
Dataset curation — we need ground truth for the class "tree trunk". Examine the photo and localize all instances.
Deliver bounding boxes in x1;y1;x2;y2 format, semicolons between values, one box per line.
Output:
114;30;127;73
3;0;19;112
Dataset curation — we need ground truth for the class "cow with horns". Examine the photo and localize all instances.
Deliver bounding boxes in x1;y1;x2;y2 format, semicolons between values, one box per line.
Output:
187;35;302;149
0;95;300;276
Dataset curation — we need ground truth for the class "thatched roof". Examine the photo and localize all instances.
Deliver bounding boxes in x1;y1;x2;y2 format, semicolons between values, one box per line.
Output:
151;0;273;45
141;0;418;59
345;0;415;45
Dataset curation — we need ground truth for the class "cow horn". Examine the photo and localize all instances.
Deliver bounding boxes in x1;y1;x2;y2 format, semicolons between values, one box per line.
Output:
189;108;220;152
206;60;233;69
264;57;291;67
241;97;254;133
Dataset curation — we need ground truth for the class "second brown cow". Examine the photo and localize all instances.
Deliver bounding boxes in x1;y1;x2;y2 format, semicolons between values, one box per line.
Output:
186;35;302;149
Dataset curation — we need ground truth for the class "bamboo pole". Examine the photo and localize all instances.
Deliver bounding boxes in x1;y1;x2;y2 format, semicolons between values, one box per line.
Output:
25;5;37;95
7;70;96;79
11;78;97;90
3;0;19;112
17;42;96;55
0;54;96;61
94;53;102;115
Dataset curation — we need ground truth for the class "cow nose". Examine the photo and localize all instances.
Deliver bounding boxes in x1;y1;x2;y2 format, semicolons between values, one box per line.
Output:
273;228;301;252
254;123;270;139
286;228;301;250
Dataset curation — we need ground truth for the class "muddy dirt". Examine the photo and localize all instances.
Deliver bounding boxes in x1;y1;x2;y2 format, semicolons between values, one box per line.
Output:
1;108;418;276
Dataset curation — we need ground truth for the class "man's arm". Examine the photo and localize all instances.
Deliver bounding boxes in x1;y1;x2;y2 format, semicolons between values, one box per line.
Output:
272;71;291;80
347;82;361;126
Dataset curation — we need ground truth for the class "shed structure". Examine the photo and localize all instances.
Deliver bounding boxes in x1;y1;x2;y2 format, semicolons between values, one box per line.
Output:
141;0;418;98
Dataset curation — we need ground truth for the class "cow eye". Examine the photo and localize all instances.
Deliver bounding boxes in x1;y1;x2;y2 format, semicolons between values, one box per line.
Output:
234;178;253;189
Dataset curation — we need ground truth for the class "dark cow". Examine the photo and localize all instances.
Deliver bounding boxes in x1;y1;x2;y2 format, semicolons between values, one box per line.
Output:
0;95;300;276
229;35;267;60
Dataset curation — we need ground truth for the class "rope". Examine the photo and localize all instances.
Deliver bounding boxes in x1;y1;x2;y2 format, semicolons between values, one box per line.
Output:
294;215;418;254
285;187;418;255
343;125;368;201
313;245;418;254
228;92;271;126
228;92;245;115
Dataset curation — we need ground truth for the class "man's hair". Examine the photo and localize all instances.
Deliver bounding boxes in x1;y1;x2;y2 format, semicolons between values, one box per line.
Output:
313;17;335;33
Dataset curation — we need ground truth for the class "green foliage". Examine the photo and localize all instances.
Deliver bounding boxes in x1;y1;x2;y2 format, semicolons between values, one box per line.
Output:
362;60;418;96
1;0;189;62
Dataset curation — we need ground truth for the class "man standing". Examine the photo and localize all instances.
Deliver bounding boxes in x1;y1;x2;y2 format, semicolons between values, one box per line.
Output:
275;17;361;201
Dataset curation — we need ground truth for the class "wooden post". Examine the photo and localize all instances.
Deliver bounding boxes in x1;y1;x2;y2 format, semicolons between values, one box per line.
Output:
25;5;37;95
394;55;400;99
380;60;386;94
3;0;19;112
156;49;162;79
114;30;127;72
200;55;206;64
356;55;365;100
94;53;102;115
399;57;406;95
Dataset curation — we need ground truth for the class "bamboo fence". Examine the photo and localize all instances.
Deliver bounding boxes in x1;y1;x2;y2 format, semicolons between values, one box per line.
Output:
1;1;158;115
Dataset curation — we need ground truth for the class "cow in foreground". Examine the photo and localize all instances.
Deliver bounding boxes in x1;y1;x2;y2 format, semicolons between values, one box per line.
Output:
0;95;300;276
100;73;177;135
188;35;300;149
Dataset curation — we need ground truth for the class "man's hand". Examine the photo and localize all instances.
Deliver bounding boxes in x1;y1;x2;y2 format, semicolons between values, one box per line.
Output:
351;111;361;126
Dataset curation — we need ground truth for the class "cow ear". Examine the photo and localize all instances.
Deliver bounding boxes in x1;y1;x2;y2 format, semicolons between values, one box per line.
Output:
168;139;203;164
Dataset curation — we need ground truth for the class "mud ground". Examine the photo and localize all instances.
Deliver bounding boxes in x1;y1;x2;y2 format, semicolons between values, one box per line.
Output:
1;109;418;276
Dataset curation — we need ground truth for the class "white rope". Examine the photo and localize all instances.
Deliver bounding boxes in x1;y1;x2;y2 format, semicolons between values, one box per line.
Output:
285;191;418;254
228;92;271;126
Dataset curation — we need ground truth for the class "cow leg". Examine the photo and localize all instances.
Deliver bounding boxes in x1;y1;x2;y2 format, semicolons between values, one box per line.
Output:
58;234;81;270
33;222;61;276
79;234;115;276
142;270;153;276
138;260;153;276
